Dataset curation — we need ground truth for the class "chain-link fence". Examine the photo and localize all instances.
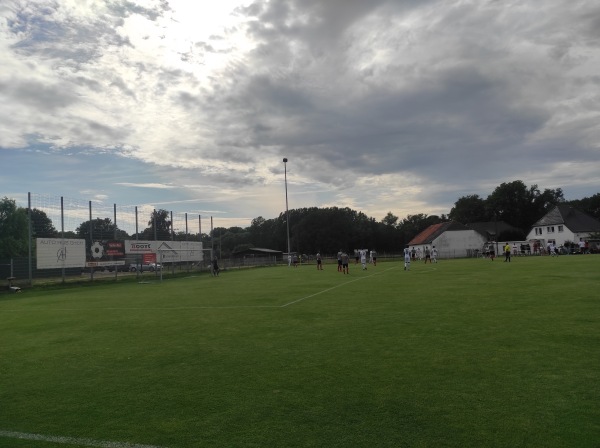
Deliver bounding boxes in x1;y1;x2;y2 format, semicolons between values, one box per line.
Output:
2;193;221;289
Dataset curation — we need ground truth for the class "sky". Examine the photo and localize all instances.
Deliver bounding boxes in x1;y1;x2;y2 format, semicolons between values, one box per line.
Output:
1;0;599;231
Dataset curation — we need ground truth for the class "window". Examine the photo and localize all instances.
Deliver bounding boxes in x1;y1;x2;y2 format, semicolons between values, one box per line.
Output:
535;228;543;235
547;226;555;233
558;225;564;232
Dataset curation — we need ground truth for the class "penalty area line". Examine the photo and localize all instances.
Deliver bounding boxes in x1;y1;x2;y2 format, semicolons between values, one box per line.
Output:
0;430;166;448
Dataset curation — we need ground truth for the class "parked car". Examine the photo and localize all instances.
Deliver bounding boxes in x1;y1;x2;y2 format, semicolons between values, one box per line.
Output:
148;263;162;271
104;264;130;273
129;263;148;272
130;263;162;272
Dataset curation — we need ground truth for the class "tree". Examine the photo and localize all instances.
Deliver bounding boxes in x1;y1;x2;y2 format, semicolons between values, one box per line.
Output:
0;197;28;258
397;213;441;242
249;216;278;249
75;218;119;243
29;208;58;238
487;181;564;231
381;212;399;227
569;193;600;221
486;181;529;229
213;226;252;257
449;195;488;224
142;209;172;240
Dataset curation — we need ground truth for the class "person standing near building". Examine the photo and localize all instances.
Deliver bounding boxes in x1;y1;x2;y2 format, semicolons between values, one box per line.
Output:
424;246;432;263
341;251;350;274
404;247;411;271
316;252;323;270
431;246;438;263
504;243;511;262
360;249;367;270
411;247;416;261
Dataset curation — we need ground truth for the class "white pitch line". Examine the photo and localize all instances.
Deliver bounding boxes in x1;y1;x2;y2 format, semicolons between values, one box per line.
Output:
0;430;166;448
280;265;396;307
1;266;399;312
1;305;281;311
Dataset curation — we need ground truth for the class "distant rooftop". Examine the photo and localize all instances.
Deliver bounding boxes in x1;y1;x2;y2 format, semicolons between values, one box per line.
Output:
533;205;600;232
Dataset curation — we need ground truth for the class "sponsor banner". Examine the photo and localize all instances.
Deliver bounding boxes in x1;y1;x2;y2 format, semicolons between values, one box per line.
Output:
87;240;125;264
125;240;157;254
124;240;203;262
105;241;126;257
36;238;86;269
85;260;126;268
156;241;203;263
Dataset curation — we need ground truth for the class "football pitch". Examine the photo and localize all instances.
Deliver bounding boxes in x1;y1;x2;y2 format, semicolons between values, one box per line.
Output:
1;256;598;447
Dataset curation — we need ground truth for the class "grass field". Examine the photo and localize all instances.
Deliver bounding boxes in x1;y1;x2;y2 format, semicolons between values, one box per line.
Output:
1;256;599;448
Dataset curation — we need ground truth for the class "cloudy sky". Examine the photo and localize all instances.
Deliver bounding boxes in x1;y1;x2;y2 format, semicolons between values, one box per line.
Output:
1;0;599;230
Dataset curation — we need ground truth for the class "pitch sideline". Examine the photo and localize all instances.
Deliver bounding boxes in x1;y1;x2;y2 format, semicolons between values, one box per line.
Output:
0;430;166;448
1;264;409;312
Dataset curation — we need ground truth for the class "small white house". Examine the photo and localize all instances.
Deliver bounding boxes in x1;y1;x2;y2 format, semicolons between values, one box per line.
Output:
526;205;600;247
407;221;486;258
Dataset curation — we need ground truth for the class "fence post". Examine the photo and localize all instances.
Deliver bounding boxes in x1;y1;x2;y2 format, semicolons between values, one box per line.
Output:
89;201;94;281
61;196;65;283
135;206;139;280
114;203;118;281
28;192;32;286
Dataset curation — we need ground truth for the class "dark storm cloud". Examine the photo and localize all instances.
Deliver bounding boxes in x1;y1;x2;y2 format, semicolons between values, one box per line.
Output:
208;0;600;195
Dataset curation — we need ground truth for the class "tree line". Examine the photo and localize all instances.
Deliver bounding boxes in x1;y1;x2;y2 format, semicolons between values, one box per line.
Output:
1;180;599;259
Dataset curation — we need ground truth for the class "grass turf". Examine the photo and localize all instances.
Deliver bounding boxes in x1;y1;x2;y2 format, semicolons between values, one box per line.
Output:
0;256;599;447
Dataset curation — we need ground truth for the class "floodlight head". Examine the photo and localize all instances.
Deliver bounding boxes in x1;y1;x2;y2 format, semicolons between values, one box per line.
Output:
283;158;288;163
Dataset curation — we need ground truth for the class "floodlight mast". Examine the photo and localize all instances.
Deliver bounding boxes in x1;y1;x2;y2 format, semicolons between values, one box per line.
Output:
283;158;291;258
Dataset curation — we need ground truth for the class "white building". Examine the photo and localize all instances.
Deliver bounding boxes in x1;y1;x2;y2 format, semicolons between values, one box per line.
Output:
526;205;600;248
407;221;486;259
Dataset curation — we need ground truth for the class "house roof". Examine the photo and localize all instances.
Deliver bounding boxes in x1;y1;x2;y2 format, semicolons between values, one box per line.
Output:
408;221;469;245
532;205;600;232
467;221;521;238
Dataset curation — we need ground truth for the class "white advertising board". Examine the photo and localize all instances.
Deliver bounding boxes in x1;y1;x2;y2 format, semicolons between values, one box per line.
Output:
124;240;203;262
36;238;86;269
